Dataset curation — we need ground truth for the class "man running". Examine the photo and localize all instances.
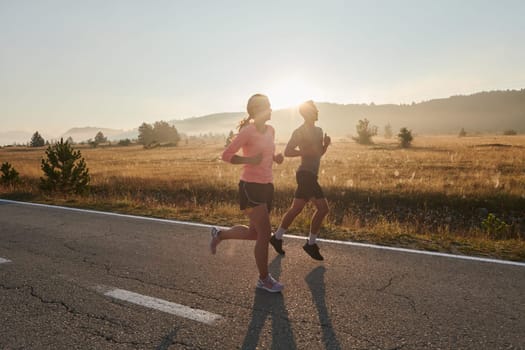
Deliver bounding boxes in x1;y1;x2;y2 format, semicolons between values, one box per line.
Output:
270;100;330;260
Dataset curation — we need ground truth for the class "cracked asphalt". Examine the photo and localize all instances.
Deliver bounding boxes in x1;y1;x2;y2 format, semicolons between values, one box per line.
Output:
1;201;524;349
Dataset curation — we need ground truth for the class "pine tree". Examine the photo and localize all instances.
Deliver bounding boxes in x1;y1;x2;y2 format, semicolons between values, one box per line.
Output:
398;127;414;148
0;162;20;186
40;138;90;193
30;131;46;147
94;131;108;144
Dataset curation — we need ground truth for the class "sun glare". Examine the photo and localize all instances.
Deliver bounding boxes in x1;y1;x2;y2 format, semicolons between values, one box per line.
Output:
265;77;320;109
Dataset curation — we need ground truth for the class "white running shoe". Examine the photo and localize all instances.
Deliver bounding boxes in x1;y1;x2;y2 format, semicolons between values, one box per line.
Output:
256;274;284;293
209;227;221;254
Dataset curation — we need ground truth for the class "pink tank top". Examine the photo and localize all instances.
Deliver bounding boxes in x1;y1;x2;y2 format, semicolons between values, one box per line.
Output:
222;124;276;184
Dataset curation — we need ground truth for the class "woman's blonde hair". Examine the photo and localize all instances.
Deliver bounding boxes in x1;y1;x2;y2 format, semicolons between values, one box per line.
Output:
237;93;269;130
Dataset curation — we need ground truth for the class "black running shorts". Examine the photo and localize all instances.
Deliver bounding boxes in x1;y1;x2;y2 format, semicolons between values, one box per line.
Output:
294;171;325;200
239;181;274;212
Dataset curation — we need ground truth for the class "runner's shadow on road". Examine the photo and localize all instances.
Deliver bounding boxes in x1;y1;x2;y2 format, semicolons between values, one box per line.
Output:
306;266;342;350
241;255;297;350
156;328;179;350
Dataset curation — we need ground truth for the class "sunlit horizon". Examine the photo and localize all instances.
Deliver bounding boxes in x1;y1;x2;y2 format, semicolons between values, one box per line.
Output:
1;1;524;136
262;76;326;110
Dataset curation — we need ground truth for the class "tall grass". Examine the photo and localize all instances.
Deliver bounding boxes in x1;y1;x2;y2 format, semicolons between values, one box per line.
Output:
1;135;524;260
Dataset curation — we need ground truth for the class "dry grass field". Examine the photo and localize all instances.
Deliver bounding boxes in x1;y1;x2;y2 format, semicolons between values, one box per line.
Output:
1;134;524;261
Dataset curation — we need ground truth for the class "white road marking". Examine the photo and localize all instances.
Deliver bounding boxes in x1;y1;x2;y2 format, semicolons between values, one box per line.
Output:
0;257;11;264
1;198;524;268
0;198;211;228
287;234;525;267
102;287;222;325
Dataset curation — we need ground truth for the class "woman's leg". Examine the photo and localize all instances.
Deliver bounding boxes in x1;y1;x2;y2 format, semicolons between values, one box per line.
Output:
209;224;257;254
218;225;258;241
248;204;272;279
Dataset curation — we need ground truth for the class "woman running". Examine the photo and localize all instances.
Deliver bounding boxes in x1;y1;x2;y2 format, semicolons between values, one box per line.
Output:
210;93;285;292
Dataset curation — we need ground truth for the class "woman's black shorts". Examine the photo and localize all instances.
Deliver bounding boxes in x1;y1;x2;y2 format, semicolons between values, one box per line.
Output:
239;181;274;212
294;171;325;200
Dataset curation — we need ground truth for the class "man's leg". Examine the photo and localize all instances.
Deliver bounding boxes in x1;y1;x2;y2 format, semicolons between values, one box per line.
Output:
308;197;329;244
302;197;329;261
270;198;308;255
274;198;308;239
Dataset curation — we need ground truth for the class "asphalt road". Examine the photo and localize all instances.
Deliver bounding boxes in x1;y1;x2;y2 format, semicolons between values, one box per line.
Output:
0;200;524;349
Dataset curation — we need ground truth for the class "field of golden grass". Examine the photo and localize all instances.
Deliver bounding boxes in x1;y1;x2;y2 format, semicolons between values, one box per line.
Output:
1;134;524;261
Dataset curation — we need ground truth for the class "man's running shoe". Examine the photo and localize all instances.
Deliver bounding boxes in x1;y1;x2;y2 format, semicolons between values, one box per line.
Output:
256;274;284;293
303;240;324;261
269;235;285;255
209;227;221;255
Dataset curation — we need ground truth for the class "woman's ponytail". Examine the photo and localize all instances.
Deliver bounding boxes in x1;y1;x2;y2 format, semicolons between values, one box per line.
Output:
236;93;269;131
237;115;253;131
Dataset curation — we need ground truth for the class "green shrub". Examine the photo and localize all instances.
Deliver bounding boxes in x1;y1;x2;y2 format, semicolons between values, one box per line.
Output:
353;118;378;145
398;127;413;148
118;138;132;146
0;162;20;186
481;213;509;240
40;138;90;194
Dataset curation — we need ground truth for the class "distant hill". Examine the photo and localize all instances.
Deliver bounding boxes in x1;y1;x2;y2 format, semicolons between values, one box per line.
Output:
322;89;525;136
60;127;136;143
0;127;137;146
1;90;523;146
171;112;244;136
169;89;525;141
0;130;33;146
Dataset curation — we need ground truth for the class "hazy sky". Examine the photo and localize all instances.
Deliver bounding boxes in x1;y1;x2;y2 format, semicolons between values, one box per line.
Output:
2;0;524;135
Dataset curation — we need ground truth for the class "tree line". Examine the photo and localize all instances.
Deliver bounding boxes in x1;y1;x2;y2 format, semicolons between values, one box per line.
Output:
25;120;182;149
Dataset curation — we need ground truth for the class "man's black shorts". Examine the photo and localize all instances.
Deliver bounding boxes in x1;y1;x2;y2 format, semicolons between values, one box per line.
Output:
295;171;325;200
239;180;274;212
